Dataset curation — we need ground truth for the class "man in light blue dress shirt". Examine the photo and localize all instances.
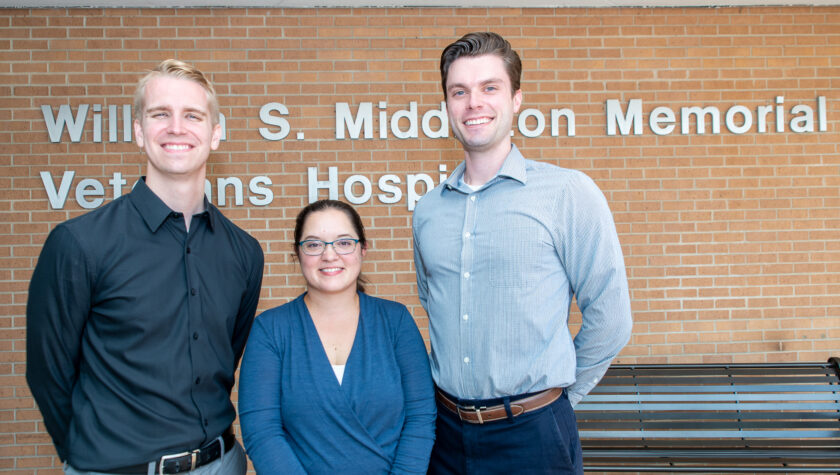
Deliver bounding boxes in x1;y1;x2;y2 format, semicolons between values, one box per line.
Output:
412;32;633;474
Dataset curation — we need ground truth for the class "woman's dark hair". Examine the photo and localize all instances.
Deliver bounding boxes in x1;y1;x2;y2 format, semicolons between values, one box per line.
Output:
440;31;522;99
293;199;369;293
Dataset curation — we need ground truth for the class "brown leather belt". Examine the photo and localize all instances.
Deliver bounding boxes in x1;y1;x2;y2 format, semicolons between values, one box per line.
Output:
436;387;564;424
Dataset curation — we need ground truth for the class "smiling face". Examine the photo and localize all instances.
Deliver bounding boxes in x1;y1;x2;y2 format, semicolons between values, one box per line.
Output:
133;75;221;184
445;54;522;159
298;208;366;298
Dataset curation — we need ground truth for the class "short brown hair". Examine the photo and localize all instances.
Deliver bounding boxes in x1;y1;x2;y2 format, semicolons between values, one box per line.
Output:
133;59;220;125
440;32;522;99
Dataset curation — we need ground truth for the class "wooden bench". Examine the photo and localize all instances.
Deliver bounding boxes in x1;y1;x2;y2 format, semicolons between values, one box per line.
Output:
576;358;840;472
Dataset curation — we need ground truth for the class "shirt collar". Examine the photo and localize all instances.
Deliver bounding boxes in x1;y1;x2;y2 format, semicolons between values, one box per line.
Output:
128;177;215;233
443;144;528;193
496;144;527;185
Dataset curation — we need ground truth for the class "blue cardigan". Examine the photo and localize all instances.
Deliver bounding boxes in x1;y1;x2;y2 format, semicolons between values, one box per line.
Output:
238;292;436;474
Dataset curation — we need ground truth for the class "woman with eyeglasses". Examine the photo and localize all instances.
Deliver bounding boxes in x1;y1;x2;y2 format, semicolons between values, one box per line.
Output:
238;199;436;474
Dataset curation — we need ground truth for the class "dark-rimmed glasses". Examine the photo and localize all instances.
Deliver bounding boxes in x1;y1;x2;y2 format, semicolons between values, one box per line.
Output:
298;238;360;256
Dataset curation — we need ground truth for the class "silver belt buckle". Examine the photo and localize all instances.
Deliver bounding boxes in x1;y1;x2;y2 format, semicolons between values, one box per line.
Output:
459;405;486;424
158;449;199;475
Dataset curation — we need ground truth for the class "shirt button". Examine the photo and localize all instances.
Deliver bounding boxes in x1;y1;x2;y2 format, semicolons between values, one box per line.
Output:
462;314;469;321
195;377;201;384
470;196;476;202
190;288;197;296
463;272;470;278
186;247;191;254
193;332;199;340
204;418;209;426
464;232;471;238
463;357;470;364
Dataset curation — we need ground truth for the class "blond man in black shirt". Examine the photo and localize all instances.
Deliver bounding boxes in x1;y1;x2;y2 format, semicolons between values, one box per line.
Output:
26;59;264;475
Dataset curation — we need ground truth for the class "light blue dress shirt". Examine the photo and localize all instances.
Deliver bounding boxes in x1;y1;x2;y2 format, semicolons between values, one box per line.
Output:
412;145;632;406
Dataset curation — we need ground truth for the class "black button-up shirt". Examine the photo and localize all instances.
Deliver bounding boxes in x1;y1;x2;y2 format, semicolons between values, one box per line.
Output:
26;178;264;471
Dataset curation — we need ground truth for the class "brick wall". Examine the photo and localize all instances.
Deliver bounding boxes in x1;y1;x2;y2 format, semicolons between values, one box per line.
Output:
2;6;839;472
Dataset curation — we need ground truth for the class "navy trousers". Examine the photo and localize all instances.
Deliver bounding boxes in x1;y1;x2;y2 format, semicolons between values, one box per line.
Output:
428;389;583;475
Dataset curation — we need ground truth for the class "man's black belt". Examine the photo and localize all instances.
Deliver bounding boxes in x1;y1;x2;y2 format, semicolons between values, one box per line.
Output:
109;426;236;474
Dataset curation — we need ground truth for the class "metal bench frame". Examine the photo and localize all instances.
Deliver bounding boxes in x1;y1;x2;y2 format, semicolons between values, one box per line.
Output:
576;357;840;472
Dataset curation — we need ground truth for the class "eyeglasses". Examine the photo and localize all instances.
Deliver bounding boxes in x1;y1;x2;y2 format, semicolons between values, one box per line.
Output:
298;238;360;256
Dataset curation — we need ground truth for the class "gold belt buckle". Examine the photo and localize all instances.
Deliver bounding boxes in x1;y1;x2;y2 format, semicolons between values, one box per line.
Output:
158;449;199;475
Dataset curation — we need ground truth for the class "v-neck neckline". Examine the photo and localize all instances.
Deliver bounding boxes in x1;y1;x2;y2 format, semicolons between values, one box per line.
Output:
301;292;363;389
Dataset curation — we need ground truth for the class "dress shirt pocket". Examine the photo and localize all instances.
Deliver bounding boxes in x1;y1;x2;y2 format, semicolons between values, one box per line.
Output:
489;225;542;288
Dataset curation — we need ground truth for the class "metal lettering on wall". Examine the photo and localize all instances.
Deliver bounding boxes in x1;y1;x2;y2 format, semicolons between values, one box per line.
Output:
37;96;830;210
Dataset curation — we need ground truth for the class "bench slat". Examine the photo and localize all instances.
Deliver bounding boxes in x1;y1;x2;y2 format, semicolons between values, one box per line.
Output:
578;401;840;410
597;376;839;385
580;410;840;420
590;384;840;393
581;429;840;438
582;391;840;401
582;421;840;430
582;439;840;448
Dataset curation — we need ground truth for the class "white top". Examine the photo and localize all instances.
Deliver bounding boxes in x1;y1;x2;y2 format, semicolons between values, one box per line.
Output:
331;364;346;385
459;176;482;192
